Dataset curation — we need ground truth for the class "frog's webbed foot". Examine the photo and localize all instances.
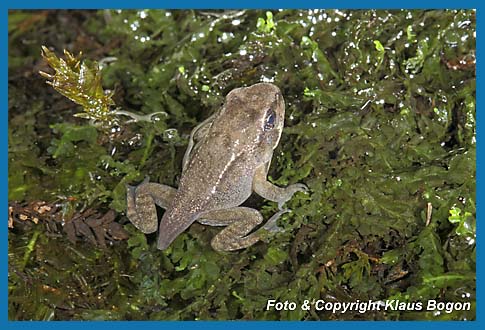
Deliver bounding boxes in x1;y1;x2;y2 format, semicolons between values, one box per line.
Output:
198;207;264;252
198;207;292;251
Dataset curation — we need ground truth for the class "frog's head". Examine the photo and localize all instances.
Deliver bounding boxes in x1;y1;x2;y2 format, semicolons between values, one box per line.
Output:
220;83;285;154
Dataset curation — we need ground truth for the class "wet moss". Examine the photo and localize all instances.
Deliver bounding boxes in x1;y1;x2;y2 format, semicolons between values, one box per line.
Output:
8;10;475;320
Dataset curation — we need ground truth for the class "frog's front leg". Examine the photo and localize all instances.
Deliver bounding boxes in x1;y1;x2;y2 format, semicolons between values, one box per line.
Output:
126;181;176;234
198;207;270;251
253;164;308;210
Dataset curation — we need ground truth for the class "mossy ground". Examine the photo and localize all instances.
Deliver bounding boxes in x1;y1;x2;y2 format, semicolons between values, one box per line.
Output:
8;10;475;320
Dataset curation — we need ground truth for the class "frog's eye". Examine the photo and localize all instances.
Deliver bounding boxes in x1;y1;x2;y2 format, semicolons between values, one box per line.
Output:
264;109;276;131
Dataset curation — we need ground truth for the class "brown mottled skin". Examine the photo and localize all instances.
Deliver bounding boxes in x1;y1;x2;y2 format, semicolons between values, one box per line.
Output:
126;83;307;251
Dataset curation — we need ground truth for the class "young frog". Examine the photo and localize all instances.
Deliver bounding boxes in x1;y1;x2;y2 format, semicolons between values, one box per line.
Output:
126;83;307;251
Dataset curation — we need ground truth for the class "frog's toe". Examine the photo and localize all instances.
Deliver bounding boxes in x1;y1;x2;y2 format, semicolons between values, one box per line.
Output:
263;208;289;232
264;222;284;233
292;183;309;193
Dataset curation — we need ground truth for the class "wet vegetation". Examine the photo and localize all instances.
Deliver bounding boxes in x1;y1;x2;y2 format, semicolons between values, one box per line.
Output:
8;10;475;320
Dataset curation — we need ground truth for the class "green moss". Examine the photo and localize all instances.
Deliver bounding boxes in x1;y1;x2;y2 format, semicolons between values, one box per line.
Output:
8;9;475;320
40;47;116;124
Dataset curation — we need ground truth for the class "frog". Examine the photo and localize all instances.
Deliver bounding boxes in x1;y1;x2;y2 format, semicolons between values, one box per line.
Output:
126;83;307;252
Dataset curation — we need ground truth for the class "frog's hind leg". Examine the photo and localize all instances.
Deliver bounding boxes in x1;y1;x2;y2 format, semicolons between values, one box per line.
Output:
126;182;177;234
198;207;267;252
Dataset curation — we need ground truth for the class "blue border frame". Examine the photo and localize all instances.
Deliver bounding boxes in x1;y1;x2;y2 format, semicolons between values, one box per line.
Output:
3;0;480;9
4;1;480;328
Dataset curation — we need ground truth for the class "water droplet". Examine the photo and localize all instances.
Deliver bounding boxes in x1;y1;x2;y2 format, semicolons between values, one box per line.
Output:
138;10;147;19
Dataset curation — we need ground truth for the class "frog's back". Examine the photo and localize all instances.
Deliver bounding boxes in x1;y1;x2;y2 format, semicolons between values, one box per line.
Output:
186;133;258;205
